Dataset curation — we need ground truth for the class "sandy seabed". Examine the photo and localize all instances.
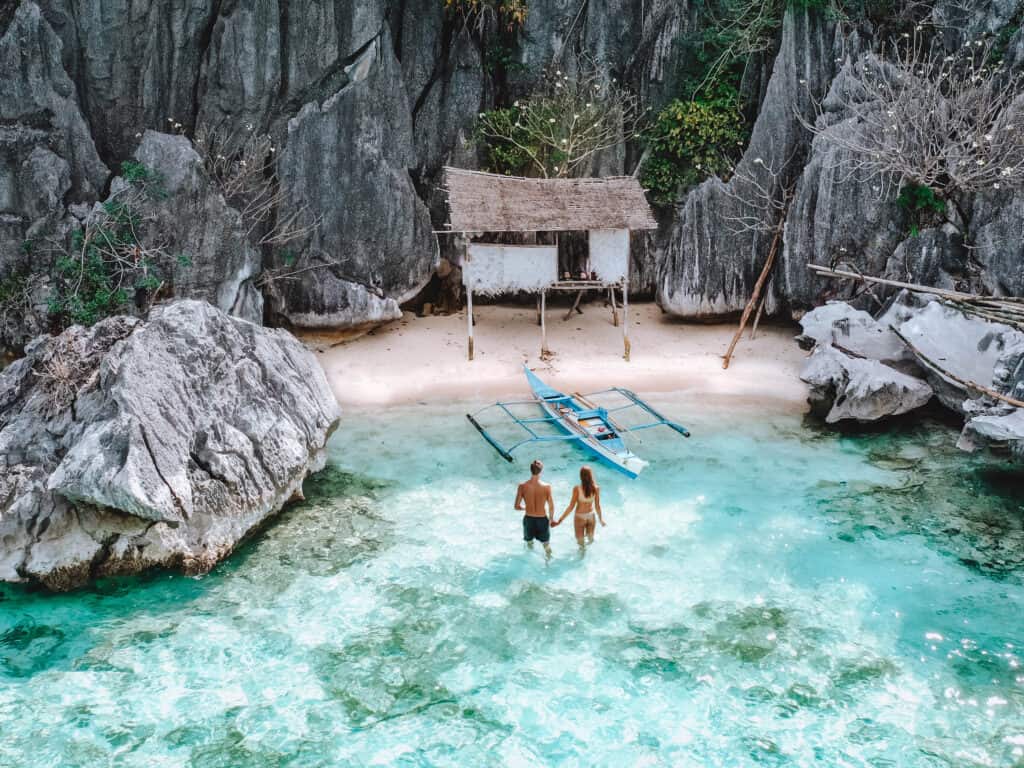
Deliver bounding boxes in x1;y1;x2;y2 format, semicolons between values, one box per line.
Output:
308;301;810;410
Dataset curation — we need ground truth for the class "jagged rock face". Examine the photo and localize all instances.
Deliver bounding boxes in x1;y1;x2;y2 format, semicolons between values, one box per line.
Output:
658;8;837;317
37;0;216;159
801;344;933;423
129;130;263;322
780;123;909;310
269;31;438;329
3;0;1024;337
972;187;1024;297
0;300;341;590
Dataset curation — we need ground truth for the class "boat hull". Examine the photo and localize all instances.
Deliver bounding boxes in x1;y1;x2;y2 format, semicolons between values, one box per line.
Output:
524;367;646;479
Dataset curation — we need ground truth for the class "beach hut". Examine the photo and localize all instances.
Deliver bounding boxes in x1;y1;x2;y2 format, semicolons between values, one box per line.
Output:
440;167;658;361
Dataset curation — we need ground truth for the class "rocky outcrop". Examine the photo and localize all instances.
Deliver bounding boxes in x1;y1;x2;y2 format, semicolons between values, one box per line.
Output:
125;130;264;322
797;301;909;363
958;409;1024;461
0;3;110;350
898;301;1024;414
267;31;437;329
658;7;837;316
801;343;933;423
0;300;340;590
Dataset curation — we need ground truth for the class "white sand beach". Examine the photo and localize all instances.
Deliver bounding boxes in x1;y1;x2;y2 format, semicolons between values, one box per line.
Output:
309;302;810;410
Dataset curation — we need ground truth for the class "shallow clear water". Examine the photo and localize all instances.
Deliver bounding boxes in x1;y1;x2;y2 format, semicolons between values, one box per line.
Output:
2;398;1023;767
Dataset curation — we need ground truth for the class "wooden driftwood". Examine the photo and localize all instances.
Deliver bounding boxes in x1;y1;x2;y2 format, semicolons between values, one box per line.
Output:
723;222;783;369
808;263;1024;332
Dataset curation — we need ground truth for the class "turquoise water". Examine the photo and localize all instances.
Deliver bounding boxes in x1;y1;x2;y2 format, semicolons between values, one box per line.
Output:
1;398;1023;767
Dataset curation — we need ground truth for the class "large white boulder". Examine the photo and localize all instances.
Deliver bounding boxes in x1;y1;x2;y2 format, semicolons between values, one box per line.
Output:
0;300;341;590
897;301;1024;414
798;301;910;363
801;344;933;423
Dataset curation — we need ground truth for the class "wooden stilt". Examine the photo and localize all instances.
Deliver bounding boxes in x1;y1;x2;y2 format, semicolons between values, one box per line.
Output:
609;285;619;327
540;289;548;356
467;286;474;361
563;290;583;321
536;294;542;326
622;279;630;361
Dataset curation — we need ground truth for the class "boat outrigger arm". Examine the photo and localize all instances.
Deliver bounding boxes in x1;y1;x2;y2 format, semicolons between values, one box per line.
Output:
466;387;690;464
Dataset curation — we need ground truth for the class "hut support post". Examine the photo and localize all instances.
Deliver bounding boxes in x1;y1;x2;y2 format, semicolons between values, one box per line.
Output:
622;279;630;361
467;286;474;361
609;285;619;327
541;289;548;356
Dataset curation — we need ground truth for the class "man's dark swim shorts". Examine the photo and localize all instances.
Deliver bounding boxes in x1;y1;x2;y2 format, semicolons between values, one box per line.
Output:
522;515;551;543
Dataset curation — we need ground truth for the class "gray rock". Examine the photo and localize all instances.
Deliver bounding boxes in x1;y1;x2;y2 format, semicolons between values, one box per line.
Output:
270;30;437;329
658;7;837;317
0;3;110;353
971;187;1024;297
37;0;215;158
0;3;108;201
797;302;909;363
958;409;1024;462
195;0;282;132
0;300;341;590
128;130;264;322
897;301;1024;414
801;344;933;424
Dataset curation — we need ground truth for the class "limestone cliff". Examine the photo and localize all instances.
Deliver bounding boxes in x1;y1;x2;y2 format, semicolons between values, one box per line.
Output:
1;0;1022;352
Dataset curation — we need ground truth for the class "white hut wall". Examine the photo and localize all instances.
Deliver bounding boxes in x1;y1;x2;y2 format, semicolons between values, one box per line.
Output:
463;244;558;297
588;229;630;283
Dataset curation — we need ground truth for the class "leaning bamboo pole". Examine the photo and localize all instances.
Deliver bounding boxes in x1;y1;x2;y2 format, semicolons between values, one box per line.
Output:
723;221;784;369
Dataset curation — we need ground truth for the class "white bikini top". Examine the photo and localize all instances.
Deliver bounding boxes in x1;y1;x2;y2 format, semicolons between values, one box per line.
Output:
579;487;597;503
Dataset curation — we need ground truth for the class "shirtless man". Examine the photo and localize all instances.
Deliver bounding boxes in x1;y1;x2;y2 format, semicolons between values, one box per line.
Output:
514;459;555;556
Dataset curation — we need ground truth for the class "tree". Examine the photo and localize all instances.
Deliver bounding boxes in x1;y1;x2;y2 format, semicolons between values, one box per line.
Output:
800;32;1024;224
476;65;644;178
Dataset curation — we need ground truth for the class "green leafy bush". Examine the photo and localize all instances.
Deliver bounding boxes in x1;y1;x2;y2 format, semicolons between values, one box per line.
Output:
640;87;749;203
48;172;173;327
896;183;946;237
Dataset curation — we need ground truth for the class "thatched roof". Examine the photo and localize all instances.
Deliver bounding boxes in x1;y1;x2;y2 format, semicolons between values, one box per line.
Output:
442;167;658;233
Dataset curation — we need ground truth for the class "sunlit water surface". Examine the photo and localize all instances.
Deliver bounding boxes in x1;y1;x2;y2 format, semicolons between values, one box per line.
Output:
1;398;1023;767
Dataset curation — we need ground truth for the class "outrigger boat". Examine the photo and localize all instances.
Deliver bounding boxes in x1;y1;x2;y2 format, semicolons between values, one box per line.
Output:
466;366;690;479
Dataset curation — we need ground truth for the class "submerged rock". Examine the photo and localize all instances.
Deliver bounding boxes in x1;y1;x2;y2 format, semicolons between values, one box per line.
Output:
0;300;341;590
958;409;1024;462
801;344;933;423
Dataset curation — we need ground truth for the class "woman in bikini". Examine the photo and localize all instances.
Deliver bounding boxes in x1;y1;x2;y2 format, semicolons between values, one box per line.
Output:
555;466;605;548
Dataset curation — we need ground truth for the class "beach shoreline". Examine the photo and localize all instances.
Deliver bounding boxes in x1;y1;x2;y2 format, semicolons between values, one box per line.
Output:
308;302;810;411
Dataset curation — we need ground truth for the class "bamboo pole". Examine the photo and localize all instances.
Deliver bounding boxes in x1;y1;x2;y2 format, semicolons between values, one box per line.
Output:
466;286;474;361
622;279;630;361
807;265;976;301
749;291;767;340
890;326;1024;409
609;285;619;327
541;289;548;356
723;222;783;370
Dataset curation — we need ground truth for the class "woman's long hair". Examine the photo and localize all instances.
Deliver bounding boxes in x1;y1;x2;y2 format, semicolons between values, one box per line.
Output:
580;465;596;498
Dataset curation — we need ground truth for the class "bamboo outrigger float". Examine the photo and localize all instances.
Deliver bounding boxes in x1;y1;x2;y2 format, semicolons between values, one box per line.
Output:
467;366;690;478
